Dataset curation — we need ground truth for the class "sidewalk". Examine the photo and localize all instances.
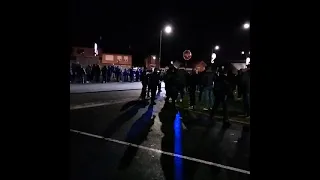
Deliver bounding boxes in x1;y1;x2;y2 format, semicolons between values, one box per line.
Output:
70;82;166;94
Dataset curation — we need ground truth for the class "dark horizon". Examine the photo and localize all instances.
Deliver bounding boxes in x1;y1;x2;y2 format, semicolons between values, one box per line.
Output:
69;0;250;66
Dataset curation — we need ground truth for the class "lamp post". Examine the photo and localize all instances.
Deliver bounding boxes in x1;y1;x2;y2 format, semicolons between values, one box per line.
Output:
159;25;172;68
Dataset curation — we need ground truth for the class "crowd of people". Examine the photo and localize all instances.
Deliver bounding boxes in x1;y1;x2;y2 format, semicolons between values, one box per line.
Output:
70;63;144;83
70;62;250;126
139;63;251;127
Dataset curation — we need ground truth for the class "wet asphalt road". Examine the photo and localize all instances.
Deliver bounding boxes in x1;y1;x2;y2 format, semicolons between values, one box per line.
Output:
70;90;250;180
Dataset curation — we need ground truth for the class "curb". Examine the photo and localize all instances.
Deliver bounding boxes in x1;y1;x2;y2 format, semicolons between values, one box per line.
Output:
70;87;166;94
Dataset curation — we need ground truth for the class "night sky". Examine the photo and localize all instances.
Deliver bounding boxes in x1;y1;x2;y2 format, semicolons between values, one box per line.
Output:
69;0;250;66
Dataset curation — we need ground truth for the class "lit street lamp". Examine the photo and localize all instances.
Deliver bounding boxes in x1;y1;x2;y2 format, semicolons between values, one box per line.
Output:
214;45;220;51
246;57;250;65
241;51;245;55
211;53;217;64
159;25;172;68
243;22;250;30
152;55;156;60
164;26;172;34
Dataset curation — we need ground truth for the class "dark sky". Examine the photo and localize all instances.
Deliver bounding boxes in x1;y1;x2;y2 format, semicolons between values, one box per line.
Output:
69;0;250;66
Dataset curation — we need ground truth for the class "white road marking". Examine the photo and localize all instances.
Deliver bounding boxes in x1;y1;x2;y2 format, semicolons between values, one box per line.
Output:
70;98;137;110
70;129;250;175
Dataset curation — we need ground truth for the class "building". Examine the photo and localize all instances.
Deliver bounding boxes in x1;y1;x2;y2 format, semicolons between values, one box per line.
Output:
145;55;160;70
193;61;207;72
101;54;132;68
172;60;207;72
70;46;132;68
70;47;102;66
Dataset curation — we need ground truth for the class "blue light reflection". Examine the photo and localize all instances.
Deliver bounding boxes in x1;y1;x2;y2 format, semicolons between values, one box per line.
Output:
174;111;183;180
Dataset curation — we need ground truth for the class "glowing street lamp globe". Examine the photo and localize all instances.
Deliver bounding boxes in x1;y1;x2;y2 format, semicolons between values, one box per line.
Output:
243;23;250;29
164;26;172;34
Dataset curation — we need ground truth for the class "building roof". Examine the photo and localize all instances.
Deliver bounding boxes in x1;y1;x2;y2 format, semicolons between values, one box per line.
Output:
175;59;207;68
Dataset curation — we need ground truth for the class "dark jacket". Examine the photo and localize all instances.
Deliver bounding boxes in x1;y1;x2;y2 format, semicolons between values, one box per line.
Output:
214;73;230;95
140;71;148;86
149;72;160;87
177;69;188;86
164;70;178;88
188;72;198;88
241;70;250;94
201;70;215;87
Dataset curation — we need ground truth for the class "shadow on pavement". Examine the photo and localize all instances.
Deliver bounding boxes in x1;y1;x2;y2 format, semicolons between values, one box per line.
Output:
118;105;155;169
159;101;198;180
102;100;149;138
179;108;213;127
160;101;249;179
120;100;141;112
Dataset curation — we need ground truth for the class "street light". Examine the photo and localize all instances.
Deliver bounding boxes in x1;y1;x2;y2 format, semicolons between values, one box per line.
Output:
152;55;156;60
214;45;220;51
159;25;172;68
246;57;250;65
164;26;172;34
211;53;217;64
243;22;250;30
241;51;245;55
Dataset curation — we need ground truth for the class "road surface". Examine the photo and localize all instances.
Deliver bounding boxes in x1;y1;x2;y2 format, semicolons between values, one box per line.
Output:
70;90;250;180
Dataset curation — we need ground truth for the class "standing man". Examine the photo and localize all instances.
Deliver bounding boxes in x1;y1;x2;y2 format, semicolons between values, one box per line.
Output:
135;69;140;82
177;67;187;102
101;65;107;83
241;64;250;118
201;66;215;111
210;66;231;127
198;70;205;102
130;68;134;82
140;68;148;100
149;68;160;104
85;65;92;83
158;69;163;92
188;69;198;109
164;65;179;106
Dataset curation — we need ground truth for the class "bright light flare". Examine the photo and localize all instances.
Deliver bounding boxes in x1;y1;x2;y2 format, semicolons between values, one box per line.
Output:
243;23;250;29
246;57;250;65
211;53;216;63
164;26;172;34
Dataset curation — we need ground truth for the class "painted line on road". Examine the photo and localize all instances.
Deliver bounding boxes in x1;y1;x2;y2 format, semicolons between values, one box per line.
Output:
70;129;250;175
70;98;137;110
